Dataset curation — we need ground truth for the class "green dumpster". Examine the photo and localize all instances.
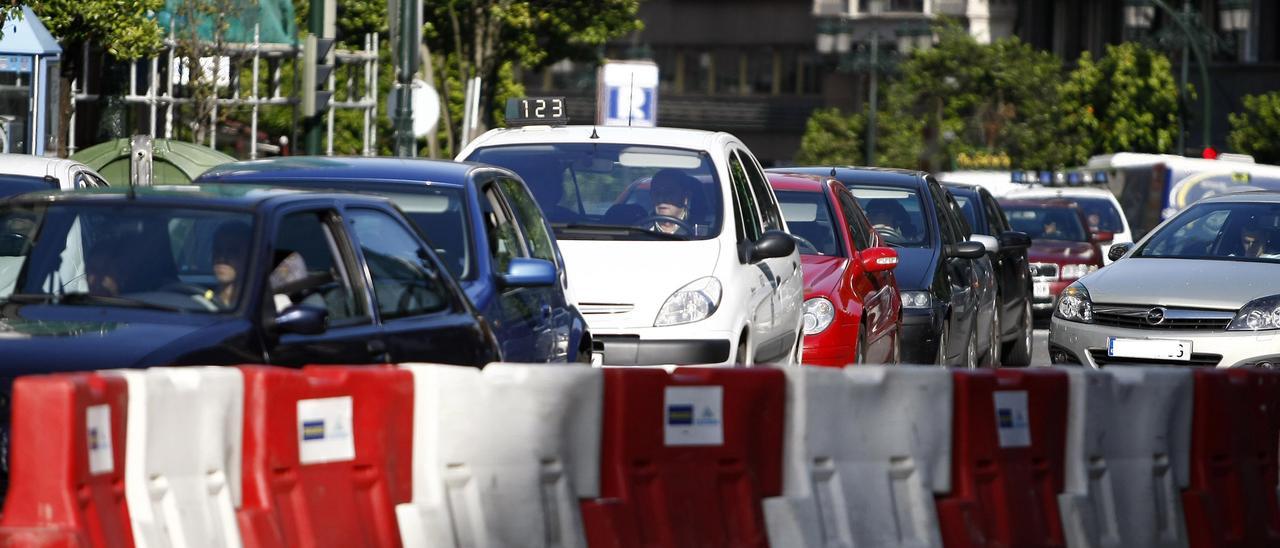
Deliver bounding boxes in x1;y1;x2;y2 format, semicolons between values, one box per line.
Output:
70;138;238;186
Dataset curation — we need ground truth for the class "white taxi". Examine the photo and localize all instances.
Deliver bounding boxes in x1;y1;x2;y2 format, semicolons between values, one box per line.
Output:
458;118;803;366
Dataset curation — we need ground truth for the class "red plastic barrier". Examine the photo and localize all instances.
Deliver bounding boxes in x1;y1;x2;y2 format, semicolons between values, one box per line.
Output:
236;365;414;548
935;369;1068;548
581;367;785;548
1188;368;1280;548
0;373;134;548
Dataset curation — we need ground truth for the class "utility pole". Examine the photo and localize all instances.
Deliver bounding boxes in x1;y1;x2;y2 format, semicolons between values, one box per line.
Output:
303;0;334;155
1177;0;1190;155
866;28;878;167
393;0;419;157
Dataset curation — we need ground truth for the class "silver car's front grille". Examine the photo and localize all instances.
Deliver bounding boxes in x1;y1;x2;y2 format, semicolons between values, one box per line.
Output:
1091;304;1235;331
578;303;635;315
1029;263;1059;280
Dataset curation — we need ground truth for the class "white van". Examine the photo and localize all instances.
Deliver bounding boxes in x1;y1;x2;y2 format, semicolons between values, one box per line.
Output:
459;125;803;365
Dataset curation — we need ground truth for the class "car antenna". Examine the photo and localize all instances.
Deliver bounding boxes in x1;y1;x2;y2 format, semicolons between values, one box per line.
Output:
627;73;635;127
590;126;600;139
830;167;837;177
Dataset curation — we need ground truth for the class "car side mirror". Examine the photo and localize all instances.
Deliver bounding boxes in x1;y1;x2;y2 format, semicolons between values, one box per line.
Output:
1091;230;1115;244
969;234;1000;254
274;304;327;335
750;230;797;262
859;247;898;273
948;241;987;259
1108;242;1134;262
998;230;1031;250
500;257;557;288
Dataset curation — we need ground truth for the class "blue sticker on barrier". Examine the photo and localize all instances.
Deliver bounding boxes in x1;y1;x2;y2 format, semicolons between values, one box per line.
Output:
667;404;694;426
301;419;326;441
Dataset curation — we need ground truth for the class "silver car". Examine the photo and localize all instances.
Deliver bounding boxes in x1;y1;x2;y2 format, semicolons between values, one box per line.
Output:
1049;191;1280;368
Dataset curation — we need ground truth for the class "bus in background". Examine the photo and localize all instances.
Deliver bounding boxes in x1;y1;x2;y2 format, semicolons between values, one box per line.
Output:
1087;152;1280;239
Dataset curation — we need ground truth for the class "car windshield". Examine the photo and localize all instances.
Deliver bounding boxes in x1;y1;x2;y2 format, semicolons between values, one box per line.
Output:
0;202;255;313
0;174;55;198
775;190;844;257
467;143;722;241
845;185;930;247
952;194;979;231
377;189;471;281
1003;206;1089;242
1066;197;1125;233
1137;202;1280;263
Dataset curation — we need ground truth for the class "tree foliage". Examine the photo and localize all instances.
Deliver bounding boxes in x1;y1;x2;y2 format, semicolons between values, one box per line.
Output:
1059;42;1180;158
29;0;163;60
795;108;865;166
875;23;1076;172
1227;91;1280;164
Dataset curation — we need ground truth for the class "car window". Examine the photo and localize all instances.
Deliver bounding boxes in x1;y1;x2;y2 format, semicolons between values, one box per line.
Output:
1001;206;1089;242
1137;202;1280;262
495;176;556;263
926;183;960;245
468;143;723;241
270;211;365;324
835;190;873;251
0;202;262;313
348;208;451;319
775;189;843;256
481;184;528;274
1067;196;1125;233
728;152;763;241
981;192;1009;234
846;185;930;247
0;174;55;198
952;193;981;233
738;150;783;232
944;191;973;239
380;188;471;281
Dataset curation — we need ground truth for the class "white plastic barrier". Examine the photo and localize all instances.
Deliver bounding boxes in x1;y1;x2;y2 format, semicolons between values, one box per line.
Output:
763;365;953;548
1058;368;1193;548
395;363;603;548
114;367;245;548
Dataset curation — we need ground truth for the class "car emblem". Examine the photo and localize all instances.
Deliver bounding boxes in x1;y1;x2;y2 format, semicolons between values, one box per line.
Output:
1146;307;1167;326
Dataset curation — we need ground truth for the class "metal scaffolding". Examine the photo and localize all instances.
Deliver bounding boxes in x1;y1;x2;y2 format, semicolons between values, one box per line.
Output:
68;27;379;158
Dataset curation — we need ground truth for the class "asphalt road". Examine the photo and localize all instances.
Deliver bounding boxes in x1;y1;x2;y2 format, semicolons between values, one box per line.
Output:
1031;328;1051;366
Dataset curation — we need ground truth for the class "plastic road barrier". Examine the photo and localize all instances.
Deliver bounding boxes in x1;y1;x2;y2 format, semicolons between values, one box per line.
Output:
1233;368;1280;545
582;366;785;548
0;373;134;547
936;369;1069;548
763;366;951;548
114;367;245;548
1058;368;1193;548
395;363;603;548
236;366;414;548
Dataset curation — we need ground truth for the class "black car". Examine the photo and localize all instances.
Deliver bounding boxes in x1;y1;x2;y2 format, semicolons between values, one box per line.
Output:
0;185;501;369
941;182;1035;366
775;167;989;366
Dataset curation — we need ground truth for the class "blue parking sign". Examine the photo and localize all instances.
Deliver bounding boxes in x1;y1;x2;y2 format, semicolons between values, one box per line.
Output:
607;86;655;125
598;61;660;127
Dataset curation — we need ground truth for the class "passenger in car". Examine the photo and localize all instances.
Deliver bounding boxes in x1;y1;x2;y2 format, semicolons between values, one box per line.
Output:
211;222;252;308
524;160;579;223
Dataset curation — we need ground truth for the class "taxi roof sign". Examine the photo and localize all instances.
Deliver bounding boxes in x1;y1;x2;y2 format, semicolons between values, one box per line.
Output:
504;97;569;127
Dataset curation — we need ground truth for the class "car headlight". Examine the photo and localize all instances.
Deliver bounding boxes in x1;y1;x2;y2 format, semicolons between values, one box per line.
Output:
1060;264;1099;280
1228;294;1280;331
901;290;931;309
654;277;722;327
803;297;836;335
1054;282;1093;323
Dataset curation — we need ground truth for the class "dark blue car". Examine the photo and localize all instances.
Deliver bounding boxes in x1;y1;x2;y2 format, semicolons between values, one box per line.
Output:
197;157;591;363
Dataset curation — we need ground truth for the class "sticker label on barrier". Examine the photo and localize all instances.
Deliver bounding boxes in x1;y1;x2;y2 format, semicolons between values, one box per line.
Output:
993;390;1031;448
86;404;114;474
664;386;723;446
297;396;356;464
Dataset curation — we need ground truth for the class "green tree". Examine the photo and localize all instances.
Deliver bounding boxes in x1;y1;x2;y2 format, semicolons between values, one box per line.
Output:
1227;91;1280;164
1059;42;1180;158
874;22;1076;172
423;0;642;156
27;0;164;155
795;108;865;165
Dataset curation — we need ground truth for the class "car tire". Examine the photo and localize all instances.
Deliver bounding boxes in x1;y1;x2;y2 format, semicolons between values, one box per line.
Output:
934;323;948;366
855;325;867;365
965;323;979;369
1003;299;1034;367
984;300;1001;367
735;334;749;366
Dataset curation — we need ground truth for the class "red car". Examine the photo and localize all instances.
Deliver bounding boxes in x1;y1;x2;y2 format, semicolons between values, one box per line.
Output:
768;172;902;366
998;199;1109;319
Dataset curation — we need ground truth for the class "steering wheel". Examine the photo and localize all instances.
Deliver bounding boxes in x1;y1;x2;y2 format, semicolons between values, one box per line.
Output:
161;282;214;296
635;215;692;235
874;224;905;243
791;234;819;255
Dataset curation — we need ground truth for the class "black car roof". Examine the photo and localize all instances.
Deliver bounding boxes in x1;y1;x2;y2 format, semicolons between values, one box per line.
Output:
198;156;496;189
771;166;928;189
5;183;397;210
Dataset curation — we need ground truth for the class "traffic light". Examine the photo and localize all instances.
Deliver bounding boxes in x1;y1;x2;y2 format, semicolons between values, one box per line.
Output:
302;35;335;118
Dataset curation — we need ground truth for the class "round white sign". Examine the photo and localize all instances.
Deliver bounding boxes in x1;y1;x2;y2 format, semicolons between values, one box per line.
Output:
387;79;441;137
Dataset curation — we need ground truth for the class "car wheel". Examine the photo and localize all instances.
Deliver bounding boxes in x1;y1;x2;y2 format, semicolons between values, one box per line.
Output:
735;335;749;366
965;323;979;369
985;301;1001;367
855;325;867;365
934;324;948;366
1003;299;1034;367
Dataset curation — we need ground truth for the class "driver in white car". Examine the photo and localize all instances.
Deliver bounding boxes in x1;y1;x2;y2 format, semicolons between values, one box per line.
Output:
649;169;695;235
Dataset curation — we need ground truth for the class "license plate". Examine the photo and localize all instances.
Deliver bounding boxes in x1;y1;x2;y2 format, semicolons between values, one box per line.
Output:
1033;282;1051;298
1108;338;1193;361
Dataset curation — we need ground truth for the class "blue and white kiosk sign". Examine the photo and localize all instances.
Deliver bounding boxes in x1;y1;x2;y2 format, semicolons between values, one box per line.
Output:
597;60;659;127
